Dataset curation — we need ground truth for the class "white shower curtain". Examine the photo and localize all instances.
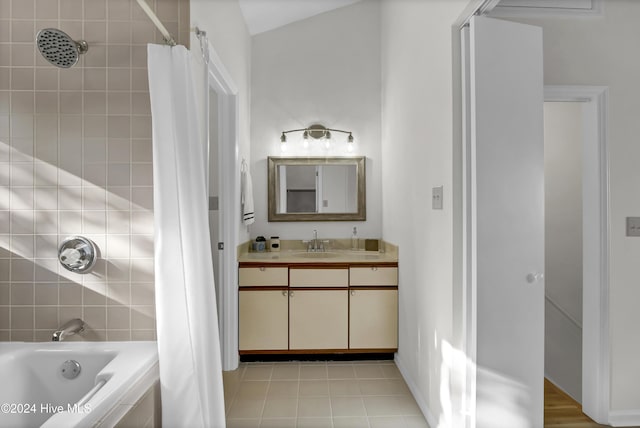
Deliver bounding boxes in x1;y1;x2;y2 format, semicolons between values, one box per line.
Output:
147;44;226;428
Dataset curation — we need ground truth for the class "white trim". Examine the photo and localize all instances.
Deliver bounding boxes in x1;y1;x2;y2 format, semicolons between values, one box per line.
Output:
394;354;437;428
544;85;610;425
608;410;640;427
460;24;477;428
489;0;603;18
202;42;241;371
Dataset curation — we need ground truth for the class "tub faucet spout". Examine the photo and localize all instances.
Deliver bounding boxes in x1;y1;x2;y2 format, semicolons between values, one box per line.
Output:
52;318;86;341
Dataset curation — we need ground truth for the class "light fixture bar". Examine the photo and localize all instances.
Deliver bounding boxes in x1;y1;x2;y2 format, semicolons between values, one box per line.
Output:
279;124;354;144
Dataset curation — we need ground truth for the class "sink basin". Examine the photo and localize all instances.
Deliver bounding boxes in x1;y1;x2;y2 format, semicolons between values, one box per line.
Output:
291;252;341;259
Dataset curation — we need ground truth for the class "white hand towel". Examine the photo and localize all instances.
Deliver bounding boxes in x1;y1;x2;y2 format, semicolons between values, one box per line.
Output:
242;169;255;226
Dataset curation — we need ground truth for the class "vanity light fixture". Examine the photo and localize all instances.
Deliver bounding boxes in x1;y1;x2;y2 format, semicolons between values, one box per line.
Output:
280;124;355;151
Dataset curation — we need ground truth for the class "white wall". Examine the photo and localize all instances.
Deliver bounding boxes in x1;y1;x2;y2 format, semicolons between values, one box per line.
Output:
381;0;470;425
507;2;640;414
249;1;382;241
190;0;252;244
544;101;583;401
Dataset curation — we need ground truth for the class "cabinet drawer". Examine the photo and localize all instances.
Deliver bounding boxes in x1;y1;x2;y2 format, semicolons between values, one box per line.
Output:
349;266;398;286
239;267;288;287
290;268;349;288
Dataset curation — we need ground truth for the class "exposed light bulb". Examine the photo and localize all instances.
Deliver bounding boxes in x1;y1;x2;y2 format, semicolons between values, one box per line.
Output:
280;141;287;153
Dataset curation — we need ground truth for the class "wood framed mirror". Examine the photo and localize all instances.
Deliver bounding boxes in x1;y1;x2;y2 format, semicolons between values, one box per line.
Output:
267;157;366;222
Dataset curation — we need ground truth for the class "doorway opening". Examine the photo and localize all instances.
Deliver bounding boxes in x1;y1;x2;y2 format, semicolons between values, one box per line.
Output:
544;86;610;425
199;36;241;371
543;101;584;403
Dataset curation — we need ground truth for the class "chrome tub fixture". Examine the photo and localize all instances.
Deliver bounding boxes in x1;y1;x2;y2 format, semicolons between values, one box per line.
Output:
58;236;99;274
52;318;86;341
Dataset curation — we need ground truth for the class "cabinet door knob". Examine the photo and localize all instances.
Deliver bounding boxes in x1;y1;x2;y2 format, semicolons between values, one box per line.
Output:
289;291;294;297
350;290;355;296
526;272;544;283
259;267;266;272
371;266;378;271
282;291;288;297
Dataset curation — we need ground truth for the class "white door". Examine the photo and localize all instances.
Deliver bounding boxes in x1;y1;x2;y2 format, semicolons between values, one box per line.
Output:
466;16;544;428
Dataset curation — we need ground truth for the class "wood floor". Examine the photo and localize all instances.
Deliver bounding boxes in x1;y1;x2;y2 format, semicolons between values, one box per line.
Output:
544;379;611;428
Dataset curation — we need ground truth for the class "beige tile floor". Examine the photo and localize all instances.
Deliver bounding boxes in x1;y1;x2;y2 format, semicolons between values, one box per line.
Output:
223;360;430;428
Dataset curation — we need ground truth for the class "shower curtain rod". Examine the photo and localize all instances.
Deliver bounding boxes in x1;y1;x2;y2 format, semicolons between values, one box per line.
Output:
135;0;177;46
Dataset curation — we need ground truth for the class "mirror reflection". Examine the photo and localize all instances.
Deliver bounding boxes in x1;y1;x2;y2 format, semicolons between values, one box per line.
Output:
268;157;366;222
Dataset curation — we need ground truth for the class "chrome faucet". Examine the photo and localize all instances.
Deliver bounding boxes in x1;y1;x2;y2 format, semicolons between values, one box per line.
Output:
52;318;86;341
303;229;329;252
305;229;327;252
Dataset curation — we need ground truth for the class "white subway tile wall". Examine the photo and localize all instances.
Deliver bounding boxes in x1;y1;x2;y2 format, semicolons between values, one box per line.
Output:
0;0;189;341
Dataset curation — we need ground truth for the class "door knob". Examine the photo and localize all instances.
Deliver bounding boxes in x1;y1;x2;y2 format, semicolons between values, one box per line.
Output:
526;273;544;284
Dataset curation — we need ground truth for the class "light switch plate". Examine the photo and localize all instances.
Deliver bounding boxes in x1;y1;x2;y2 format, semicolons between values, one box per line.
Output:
432;186;443;210
626;217;640;236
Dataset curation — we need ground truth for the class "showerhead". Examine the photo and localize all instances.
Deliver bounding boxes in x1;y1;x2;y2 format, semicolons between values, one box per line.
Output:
36;28;88;68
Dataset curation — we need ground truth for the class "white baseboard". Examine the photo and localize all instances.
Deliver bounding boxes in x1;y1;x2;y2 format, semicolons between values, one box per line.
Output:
394;353;439;428
608;410;640;427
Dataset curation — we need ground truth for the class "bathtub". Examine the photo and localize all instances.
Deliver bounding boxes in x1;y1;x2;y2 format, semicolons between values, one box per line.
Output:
0;341;159;428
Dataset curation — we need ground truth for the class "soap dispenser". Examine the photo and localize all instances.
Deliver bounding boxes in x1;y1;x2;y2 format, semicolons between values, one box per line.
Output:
351;227;358;251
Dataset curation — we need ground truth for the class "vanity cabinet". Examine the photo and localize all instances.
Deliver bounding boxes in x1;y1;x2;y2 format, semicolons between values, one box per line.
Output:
238;261;398;355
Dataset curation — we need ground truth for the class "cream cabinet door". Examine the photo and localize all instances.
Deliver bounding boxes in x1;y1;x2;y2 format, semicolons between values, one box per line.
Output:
289;290;348;350
349;289;398;349
239;290;289;351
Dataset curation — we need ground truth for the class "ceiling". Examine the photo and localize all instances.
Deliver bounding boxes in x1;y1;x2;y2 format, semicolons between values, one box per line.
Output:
238;0;362;35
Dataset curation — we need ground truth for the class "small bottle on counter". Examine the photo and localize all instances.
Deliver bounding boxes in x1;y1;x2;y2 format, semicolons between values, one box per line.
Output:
351;227;358;251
